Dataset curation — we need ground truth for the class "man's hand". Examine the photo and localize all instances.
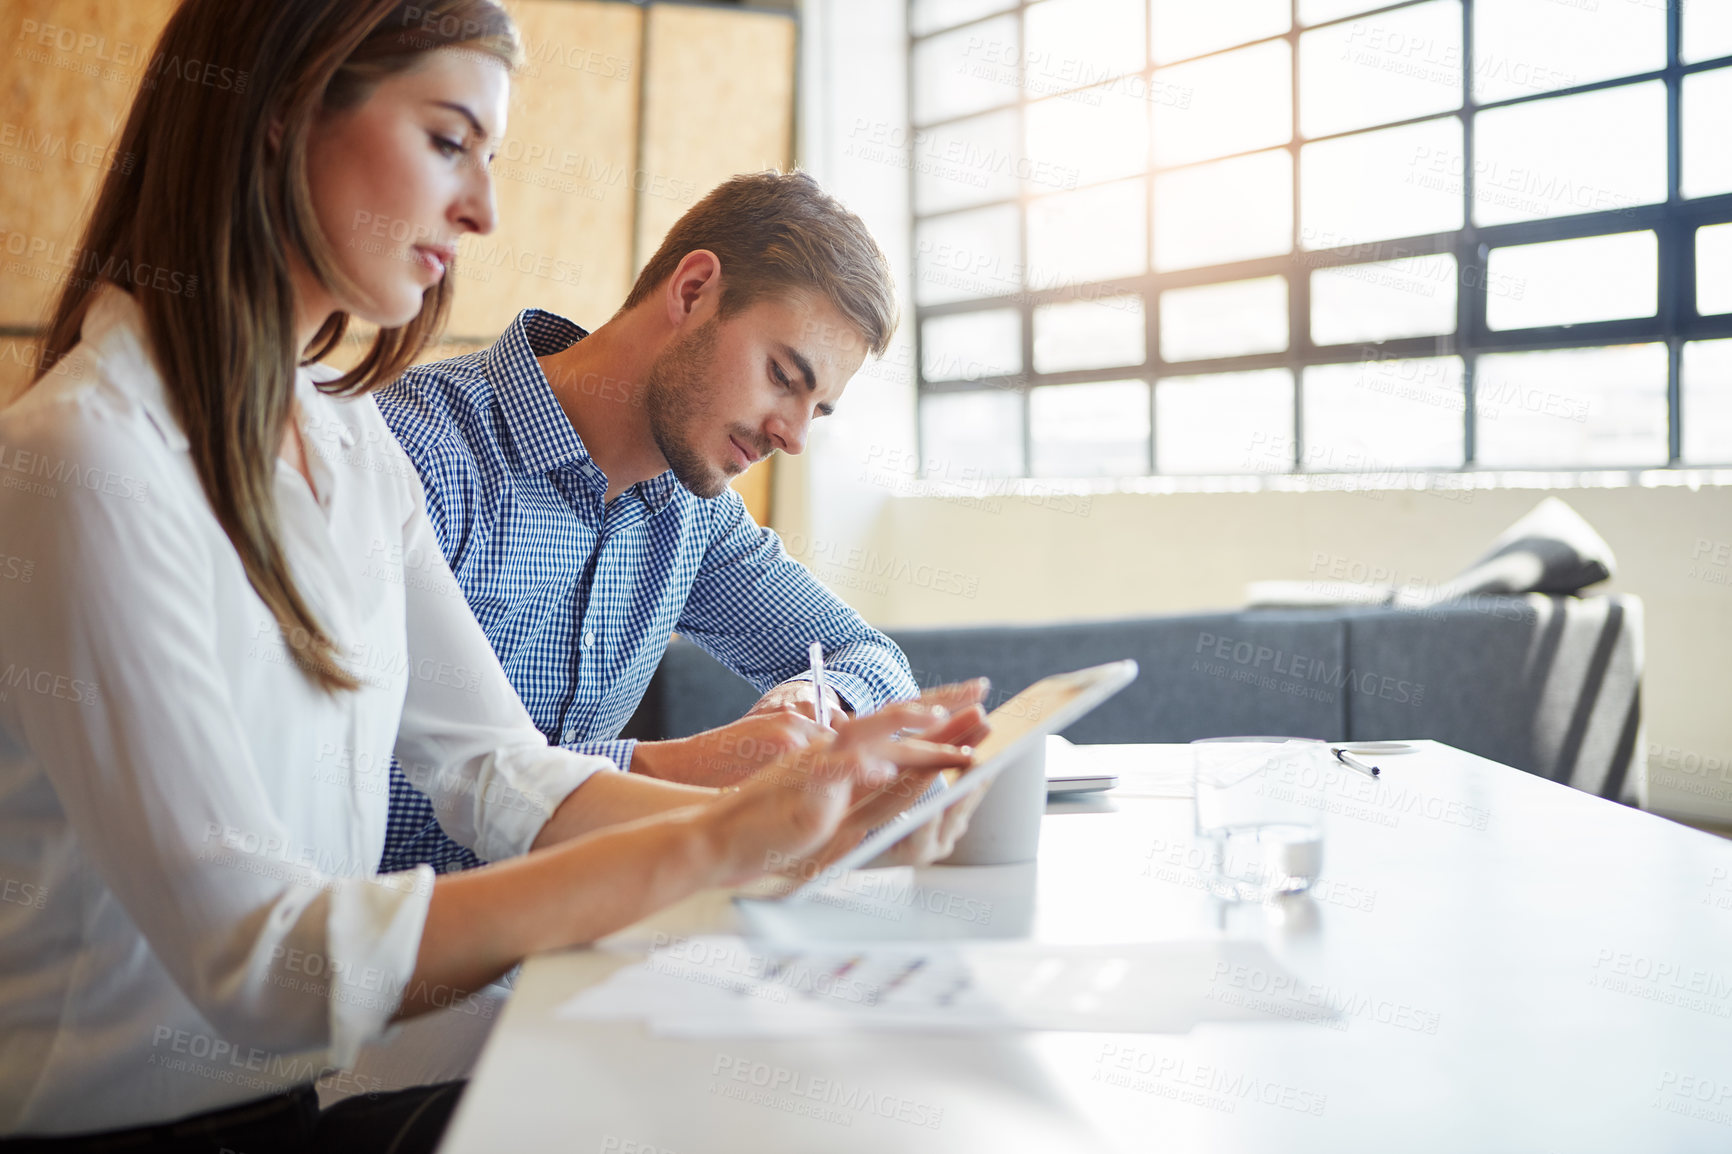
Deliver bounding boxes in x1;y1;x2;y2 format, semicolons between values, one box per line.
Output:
770;677;995;876
633;711;828;788
705;703;970;887
633;675;992;790
746;680;847;727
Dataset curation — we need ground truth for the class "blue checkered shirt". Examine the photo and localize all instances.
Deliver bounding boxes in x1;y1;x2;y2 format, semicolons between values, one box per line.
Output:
373;309;919;872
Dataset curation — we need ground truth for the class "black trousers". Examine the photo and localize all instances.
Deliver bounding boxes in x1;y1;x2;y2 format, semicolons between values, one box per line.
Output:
0;1081;465;1154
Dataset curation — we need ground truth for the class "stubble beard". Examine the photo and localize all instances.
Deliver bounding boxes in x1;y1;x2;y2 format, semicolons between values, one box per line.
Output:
645;317;729;498
645;317;768;500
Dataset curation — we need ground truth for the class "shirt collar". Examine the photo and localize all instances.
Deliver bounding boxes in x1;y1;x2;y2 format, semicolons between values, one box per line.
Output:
77;284;190;452
483;308;684;517
484;309;591;477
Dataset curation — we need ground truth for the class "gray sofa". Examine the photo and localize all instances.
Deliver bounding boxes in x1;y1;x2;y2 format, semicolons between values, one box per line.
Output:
619;593;1643;804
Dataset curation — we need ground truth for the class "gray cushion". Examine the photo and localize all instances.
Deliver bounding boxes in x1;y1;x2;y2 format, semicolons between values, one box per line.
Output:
1399;497;1616;607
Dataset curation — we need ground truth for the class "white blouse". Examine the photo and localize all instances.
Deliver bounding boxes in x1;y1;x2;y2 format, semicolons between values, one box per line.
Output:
0;287;613;1134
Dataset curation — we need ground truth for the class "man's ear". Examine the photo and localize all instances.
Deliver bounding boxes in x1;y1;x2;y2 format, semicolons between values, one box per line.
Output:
665;249;722;326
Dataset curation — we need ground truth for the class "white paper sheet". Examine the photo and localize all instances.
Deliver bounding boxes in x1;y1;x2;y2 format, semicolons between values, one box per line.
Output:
555;935;1336;1038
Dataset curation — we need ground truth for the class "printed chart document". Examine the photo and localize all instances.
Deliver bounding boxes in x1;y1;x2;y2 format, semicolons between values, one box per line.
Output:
554;935;1337;1038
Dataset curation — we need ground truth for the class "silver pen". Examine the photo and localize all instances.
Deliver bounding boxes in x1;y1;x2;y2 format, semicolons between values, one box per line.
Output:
1333;747;1381;778
808;640;830;729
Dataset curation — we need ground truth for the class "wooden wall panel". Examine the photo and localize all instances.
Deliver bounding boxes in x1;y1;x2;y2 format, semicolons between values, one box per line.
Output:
633;4;796;271
319;327;489;376
448;0;643;339
0;0;179;327
730;456;773;526
0;337;42;405
2;0;800;542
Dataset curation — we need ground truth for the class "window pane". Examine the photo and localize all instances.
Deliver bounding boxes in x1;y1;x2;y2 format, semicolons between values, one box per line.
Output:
915;205;1021;307
1152;40;1291;168
1472;0;1665;105
1031;380;1150;476
1028;178;1148;288
1300;0;1394;25
1024;0;1146;97
913;15;1017;125
922;309;1021;382
1156;369;1294;473
1151;0;1288;65
1475;344;1668;467
1300;1;1461;139
1684;67;1732;201
1027;84;1148;190
1159;276;1289;362
912;0;1015;38
1486;232;1657;331
1473;82;1666;226
1684;4;1732;65
1033;296;1146;374
1301;117;1463;249
1683;340;1732;465
1310;253;1458;346
1304;358;1465;470
1154;149;1292;271
920;389;1024;477
1698;223;1732;317
913;110;1021;215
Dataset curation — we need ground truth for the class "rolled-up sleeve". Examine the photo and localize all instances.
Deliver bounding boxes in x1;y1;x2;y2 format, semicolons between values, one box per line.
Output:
390;470;617;863
0;415;427;1066
677;490;918;713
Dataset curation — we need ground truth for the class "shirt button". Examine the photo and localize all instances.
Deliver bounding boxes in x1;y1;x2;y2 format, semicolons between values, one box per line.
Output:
583;631;595;649
562;729;577;743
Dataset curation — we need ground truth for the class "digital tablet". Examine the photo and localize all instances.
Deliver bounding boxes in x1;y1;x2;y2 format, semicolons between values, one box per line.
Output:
737;659;1139;904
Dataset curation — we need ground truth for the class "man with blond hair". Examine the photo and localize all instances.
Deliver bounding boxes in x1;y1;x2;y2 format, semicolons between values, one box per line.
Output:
376;170;964;872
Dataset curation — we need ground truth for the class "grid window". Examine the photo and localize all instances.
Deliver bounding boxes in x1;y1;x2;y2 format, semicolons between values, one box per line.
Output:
1150;0;1288;65
1310;254;1458;346
1475;345;1669;468
1485;232;1658;331
1033;296;1146;373
1154;149;1292;271
1472;82;1667;227
1304;358;1466;471
1298;1;1461;139
1031;380;1150;476
1470;0;1665;105
1698;224;1732;317
1683;67;1732;200
911;2;1732;480
1160;277;1288;363
1682;340;1732;465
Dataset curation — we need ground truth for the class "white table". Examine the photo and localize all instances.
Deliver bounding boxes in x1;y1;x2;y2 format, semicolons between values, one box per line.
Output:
440;742;1732;1153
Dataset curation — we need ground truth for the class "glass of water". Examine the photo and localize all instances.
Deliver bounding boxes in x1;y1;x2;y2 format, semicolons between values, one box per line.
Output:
1192;737;1328;902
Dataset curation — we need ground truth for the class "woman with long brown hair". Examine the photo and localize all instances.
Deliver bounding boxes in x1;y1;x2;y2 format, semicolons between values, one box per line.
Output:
0;2;981;1149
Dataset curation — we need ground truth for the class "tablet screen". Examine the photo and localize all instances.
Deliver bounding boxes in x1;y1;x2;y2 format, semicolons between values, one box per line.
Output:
741;660;1137;903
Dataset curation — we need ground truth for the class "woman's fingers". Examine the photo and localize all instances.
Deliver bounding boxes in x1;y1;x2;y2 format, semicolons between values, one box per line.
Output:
917;678;990;713
921;704;990;751
846;762;947;817
832;700;949;749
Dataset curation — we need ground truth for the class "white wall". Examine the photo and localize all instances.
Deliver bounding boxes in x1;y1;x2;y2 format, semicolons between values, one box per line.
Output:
789;1;1732;828
780;0;917;583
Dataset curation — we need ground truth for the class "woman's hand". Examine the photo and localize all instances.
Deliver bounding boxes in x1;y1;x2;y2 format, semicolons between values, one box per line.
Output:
703;701;974;887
